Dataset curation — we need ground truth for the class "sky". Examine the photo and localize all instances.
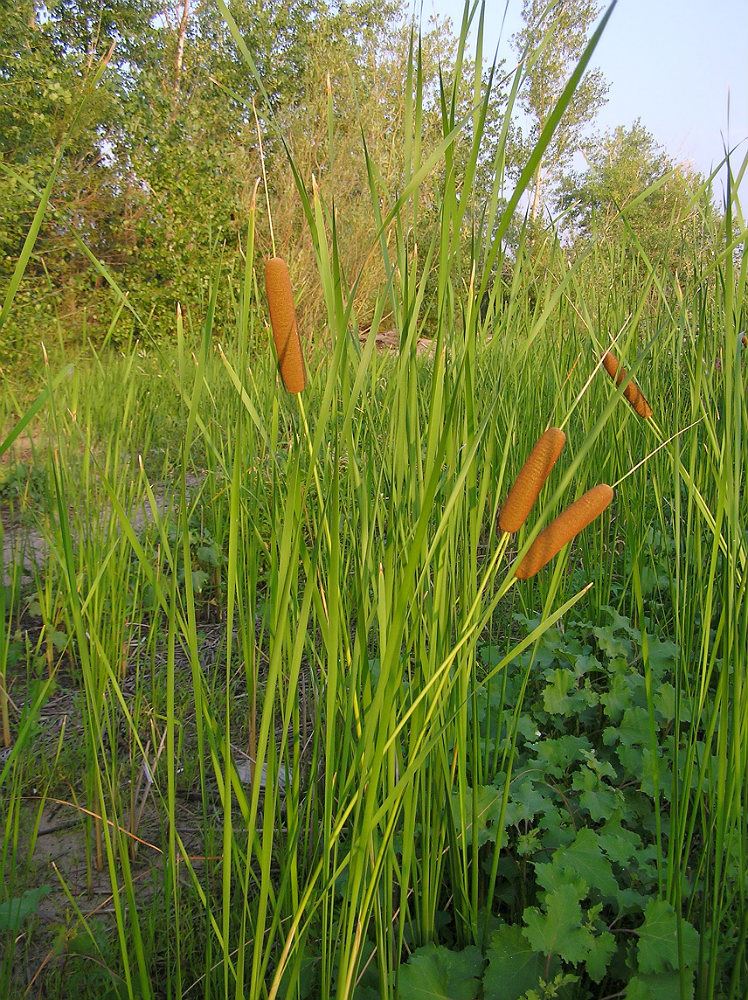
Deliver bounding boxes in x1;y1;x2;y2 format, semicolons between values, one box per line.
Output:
416;0;748;203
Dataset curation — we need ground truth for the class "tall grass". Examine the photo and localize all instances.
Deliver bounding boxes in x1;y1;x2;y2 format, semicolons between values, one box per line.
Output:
1;2;746;997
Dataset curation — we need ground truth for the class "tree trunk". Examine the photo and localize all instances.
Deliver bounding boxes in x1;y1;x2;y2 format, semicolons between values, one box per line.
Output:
173;0;190;102
530;161;543;224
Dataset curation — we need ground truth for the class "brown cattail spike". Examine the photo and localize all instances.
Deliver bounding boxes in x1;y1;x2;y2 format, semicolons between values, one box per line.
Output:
265;257;306;394
499;428;566;533
601;351;652;419
515;484;614;580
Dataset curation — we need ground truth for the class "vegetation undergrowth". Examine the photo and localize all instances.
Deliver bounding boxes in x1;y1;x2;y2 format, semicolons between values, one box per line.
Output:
1;2;746;998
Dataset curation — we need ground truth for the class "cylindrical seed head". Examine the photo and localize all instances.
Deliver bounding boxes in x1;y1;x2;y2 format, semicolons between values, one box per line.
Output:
601;351;652;419
499;427;566;533
515;483;614;580
265;257;307;394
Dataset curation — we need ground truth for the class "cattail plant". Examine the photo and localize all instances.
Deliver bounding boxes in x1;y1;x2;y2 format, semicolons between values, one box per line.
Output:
515;483;614;580
265;257;307;394
499;427;566;533
601;351;652;419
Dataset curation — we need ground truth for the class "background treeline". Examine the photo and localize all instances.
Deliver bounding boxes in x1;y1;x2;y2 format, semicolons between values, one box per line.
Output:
0;0;714;372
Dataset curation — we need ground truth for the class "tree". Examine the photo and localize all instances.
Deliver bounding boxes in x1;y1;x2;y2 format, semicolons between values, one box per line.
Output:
511;0;608;224
0;1;160;361
112;0;407;338
0;0;407;360
555;120;711;268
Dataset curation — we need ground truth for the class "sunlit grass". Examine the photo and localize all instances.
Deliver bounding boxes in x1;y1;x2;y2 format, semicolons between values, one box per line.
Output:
0;2;746;998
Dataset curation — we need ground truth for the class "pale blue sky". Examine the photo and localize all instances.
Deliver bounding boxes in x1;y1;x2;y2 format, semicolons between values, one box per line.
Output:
418;0;748;201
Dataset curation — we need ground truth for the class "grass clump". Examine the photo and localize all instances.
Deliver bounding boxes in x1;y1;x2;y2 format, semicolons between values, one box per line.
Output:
1;3;747;999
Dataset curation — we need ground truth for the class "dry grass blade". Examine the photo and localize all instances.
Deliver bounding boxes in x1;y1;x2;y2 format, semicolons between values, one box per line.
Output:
601;351;652;419
515;483;614;580
499;427;566;533
265;258;307;394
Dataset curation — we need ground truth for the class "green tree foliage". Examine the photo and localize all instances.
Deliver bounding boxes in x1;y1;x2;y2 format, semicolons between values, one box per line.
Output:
0;0;406;363
556;120;712;272
99;0;401;341
511;0;608;224
0;0;160;360
0;0;716;368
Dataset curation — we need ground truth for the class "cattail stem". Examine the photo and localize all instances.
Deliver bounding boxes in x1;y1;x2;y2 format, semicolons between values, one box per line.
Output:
253;97;275;258
515;484;614;580
265;258;306;394
499;427;566;533
0;674;10;748
601;351;652;419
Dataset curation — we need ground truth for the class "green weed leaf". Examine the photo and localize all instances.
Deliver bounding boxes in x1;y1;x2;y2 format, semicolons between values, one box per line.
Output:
484;925;556;1000
542;668;575;714
636;899;699;974
504;771;550;824
197;543;220;568
554;827;618;899
584;928;616;982
0;885;51;932
596;819;641;867
593;625;631;659
625;970;685;1000
530;735;592;776
531;862;587;899
396;943;483;999
542;669;599;715
654;682;676;722
573;762;623;821
644;636;679;680
523;883;592;964
600;663;642;720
